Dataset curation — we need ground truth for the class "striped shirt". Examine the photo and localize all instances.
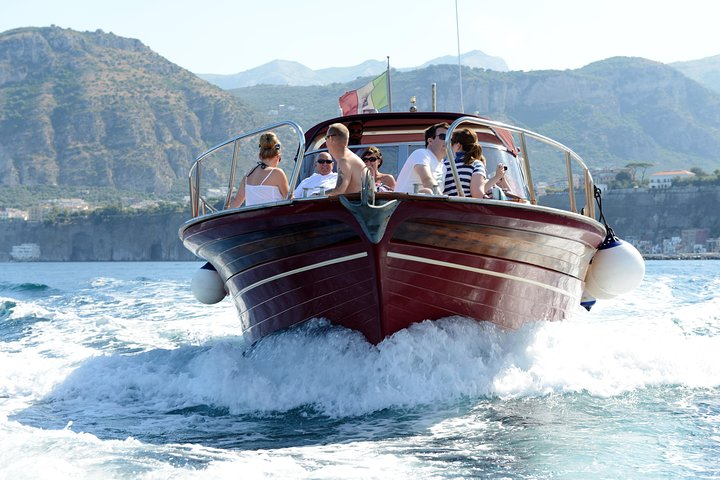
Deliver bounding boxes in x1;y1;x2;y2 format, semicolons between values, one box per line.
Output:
443;153;486;197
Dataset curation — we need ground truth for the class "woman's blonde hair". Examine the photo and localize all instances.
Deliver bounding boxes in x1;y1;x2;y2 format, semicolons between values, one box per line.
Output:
451;128;484;166
258;132;281;160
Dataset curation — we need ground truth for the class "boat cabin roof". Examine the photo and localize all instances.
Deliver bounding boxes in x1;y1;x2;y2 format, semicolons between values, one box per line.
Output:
304;112;519;156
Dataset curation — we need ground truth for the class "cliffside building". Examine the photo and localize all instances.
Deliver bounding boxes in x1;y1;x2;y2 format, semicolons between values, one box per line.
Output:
591;168;630;191
649;170;695;189
681;228;710;253
0;208;28;221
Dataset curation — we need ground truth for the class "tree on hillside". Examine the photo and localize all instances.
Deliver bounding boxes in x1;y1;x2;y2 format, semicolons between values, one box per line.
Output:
625;162;653;185
690;167;708;177
613;171;633;189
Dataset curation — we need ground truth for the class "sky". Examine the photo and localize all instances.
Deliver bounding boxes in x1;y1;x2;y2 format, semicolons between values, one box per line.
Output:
1;0;718;75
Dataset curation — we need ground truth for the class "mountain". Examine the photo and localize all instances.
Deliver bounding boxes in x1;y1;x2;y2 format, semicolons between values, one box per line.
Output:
670;54;720;95
0;26;261;194
201;60;320;89
231;57;720;176
199;59;386;89
317;60;389;83
416;50;508;71
3;27;720;194
198;50;507;89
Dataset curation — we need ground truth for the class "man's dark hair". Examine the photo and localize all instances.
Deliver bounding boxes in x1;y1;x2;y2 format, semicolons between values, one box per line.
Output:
424;122;450;147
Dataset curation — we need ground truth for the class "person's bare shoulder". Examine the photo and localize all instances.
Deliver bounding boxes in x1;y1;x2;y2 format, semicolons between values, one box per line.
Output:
349;151;365;169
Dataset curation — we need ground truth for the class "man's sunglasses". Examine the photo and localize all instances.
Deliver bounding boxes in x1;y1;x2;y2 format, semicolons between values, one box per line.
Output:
317;159;333;164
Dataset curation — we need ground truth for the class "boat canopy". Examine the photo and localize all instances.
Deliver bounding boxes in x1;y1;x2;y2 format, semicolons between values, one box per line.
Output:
304;112;519;157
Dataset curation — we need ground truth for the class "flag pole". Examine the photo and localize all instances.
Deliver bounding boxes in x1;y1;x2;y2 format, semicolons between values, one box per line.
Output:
455;0;464;113
386;56;392;112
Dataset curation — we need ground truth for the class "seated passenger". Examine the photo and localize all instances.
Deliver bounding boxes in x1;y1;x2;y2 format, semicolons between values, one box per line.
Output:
348;121;363;146
228;132;289;208
293;152;338;197
443;128;507;198
394;123;449;194
360;146;396;192
325;123;367;196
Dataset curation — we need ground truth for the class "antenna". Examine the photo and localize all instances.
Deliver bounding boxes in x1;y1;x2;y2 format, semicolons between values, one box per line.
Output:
455;0;464;113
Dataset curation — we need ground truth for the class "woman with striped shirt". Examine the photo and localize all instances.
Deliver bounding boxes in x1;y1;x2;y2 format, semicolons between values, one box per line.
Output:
443;128;507;198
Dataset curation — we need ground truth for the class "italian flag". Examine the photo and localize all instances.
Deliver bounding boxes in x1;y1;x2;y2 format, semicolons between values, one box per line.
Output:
339;71;388;116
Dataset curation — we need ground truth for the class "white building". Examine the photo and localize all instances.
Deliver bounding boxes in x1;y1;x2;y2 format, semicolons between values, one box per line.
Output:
661;237;683;255
48;198;90;211
649;170;695;189
0;208;29;220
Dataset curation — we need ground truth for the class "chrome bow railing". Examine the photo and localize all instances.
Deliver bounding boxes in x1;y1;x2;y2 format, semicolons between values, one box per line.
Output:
188;121;305;217
446;116;596;218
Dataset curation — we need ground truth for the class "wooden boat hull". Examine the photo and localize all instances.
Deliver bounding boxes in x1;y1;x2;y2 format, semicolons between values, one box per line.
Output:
180;195;606;345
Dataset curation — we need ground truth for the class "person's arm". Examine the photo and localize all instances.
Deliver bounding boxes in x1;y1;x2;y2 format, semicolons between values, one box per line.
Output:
381;173;396;190
470;173;486;198
293;179;305;198
413;164;438;194
228;179;246;208
326;163;349;195
275;169;290;198
483;163;507;194
497;175;513;194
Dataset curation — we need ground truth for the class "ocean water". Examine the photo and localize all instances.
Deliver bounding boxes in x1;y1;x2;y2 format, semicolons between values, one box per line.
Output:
1;260;719;479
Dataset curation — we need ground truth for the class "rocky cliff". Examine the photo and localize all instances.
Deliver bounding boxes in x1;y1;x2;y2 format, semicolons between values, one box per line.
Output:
539;186;720;241
0;212;196;261
0;26;261;194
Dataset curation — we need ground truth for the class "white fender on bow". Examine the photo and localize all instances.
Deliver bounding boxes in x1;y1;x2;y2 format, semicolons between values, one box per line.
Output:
584;238;645;300
191;262;227;304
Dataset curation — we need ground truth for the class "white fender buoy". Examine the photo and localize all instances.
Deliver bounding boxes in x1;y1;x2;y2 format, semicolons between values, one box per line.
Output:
191;262;227;304
584;238;645;300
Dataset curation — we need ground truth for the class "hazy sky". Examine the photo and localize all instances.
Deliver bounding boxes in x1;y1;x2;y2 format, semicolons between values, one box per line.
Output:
2;0;718;74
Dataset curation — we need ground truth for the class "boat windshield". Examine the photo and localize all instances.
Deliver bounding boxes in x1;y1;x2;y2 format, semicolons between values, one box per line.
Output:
188;114;593;215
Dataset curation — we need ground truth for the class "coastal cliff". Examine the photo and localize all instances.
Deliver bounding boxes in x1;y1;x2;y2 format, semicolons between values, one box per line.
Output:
1;187;718;262
0;211;196;261
539;186;720;241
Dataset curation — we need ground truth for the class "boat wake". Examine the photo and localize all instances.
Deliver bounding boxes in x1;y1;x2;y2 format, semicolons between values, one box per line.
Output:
14;312;720;426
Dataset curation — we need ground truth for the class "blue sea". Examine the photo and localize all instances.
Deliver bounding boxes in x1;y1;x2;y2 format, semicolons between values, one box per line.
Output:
1;261;719;479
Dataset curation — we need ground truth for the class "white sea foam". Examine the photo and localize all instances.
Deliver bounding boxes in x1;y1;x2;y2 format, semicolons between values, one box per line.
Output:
31;309;720;421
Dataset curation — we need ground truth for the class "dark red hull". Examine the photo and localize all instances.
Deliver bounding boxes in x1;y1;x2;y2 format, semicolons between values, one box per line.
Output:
180;195;606;345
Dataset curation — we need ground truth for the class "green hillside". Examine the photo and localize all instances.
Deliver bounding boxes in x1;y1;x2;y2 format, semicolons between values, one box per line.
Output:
232;59;720;176
671;54;720;95
0;26;261;196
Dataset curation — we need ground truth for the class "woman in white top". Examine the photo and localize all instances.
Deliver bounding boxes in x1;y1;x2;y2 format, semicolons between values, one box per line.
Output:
229;132;290;208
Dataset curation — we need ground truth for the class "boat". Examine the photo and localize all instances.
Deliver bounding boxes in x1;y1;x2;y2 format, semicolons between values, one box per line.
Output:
179;112;644;345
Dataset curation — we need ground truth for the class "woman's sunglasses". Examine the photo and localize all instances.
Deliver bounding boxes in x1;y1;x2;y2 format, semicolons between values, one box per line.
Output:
363;156;379;162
